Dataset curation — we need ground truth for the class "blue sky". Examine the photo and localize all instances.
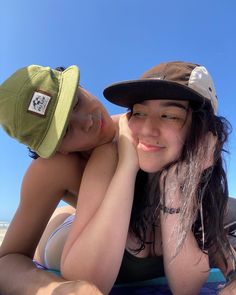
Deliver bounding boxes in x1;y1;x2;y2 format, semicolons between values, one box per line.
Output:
0;0;236;221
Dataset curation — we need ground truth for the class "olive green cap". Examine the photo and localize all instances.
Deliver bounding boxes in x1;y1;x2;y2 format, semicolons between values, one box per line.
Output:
0;65;79;158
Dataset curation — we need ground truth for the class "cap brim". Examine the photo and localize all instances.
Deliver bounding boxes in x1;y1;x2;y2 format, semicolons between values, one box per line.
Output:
103;79;206;108
37;65;79;158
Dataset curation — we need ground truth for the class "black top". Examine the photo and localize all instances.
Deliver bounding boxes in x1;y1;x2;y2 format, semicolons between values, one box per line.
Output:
115;249;165;284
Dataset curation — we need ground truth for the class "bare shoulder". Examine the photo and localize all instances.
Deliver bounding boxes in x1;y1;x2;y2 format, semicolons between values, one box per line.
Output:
26;153;86;178
83;143;118;177
92;142;118;159
21;153;87;200
31;152;87;172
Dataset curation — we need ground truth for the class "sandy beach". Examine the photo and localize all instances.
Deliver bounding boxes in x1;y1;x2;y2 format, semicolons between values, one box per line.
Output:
0;222;9;246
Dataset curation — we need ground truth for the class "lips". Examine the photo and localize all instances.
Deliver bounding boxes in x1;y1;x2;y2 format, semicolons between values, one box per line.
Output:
138;142;165;152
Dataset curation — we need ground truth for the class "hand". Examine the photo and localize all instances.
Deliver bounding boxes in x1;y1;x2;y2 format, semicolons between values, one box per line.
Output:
159;163;185;206
159;132;217;205
118;113;139;171
51;280;104;295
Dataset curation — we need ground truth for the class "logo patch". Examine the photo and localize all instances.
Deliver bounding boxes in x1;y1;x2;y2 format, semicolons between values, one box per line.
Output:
28;91;51;116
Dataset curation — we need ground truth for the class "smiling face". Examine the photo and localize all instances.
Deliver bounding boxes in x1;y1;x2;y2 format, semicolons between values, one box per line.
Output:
128;99;192;173
58;87;115;153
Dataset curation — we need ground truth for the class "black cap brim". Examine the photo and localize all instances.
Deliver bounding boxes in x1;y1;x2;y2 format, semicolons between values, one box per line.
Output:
103;79;207;109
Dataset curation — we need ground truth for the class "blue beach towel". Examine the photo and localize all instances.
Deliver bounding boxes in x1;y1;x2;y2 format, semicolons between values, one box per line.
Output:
42;267;225;294
110;269;225;294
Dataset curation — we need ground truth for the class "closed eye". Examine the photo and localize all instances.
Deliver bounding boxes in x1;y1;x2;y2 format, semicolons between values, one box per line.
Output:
63;125;70;138
73;100;79;112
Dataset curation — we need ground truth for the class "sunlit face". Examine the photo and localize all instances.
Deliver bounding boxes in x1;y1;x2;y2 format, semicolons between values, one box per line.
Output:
58;87;115;153
128;99;192;173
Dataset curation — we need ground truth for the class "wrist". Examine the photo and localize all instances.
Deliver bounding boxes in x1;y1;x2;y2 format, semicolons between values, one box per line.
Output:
159;203;180;214
118;163;139;177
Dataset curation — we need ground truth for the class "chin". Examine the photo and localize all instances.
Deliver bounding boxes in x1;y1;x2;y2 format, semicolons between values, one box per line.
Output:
139;162;163;173
138;154;166;173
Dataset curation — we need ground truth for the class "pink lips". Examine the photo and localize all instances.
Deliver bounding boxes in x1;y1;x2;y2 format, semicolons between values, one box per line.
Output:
138;142;164;152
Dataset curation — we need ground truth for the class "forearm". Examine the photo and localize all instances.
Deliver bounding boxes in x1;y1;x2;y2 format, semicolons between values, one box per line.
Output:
61;163;137;294
0;154;83;260
0;253;104;295
0;254;63;295
161;212;209;295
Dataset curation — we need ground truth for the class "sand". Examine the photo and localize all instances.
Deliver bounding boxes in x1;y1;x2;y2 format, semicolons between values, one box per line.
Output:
0;222;9;246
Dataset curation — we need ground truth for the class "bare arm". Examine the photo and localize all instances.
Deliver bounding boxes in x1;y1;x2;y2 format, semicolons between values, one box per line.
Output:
161;211;209;295
0;254;103;295
0;153;86;294
160;168;209;295
61;115;139;294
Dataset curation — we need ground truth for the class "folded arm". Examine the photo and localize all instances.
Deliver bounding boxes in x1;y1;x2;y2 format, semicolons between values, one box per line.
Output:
0;153;86;294
160;167;209;295
61;115;139;294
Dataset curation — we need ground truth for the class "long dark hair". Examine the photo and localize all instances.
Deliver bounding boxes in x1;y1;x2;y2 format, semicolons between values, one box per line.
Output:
129;101;234;268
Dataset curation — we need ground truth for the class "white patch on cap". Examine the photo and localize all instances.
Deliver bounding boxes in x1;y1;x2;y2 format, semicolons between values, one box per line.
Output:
28;91;51;116
188;66;218;114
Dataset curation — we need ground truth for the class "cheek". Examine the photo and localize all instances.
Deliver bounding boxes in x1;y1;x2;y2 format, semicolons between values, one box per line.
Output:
70;133;96;150
169;132;188;159
128;118;140;136
59;131;86;152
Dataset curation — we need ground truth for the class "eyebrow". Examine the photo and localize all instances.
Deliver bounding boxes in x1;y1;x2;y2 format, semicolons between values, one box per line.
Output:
137;100;189;110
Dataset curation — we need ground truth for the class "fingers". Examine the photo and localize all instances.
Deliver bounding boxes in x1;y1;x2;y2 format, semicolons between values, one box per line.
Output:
118;112;131;129
118;113;139;170
118;113;137;144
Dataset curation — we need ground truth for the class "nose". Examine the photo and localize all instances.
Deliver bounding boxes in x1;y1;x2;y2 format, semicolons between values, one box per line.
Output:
71;112;93;132
141;117;160;137
82;114;93;132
